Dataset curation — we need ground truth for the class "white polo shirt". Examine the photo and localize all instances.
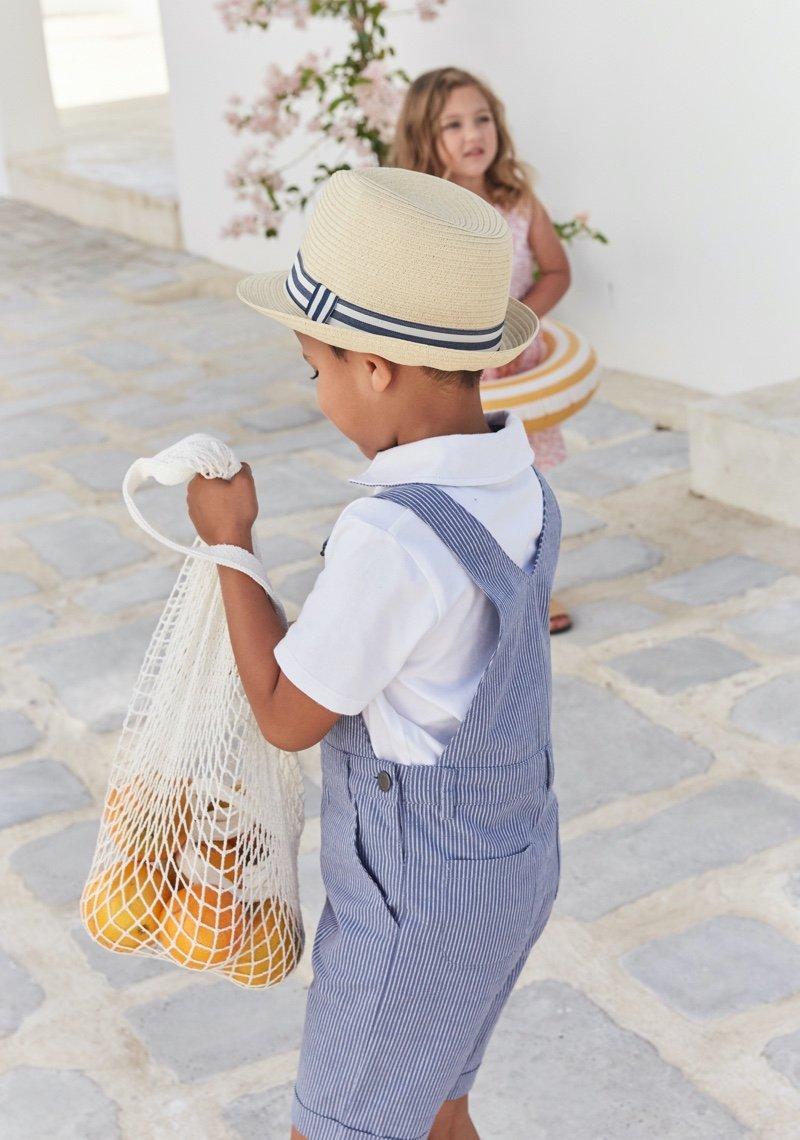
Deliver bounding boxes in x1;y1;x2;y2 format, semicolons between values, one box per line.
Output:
273;411;544;765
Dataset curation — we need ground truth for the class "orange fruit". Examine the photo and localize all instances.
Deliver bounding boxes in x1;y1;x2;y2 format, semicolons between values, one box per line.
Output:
224;901;301;988
82;860;165;953
198;836;240;884
157;882;243;970
105;777;192;864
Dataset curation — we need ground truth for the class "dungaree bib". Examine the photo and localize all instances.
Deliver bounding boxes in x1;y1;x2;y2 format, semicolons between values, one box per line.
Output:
293;470;562;1140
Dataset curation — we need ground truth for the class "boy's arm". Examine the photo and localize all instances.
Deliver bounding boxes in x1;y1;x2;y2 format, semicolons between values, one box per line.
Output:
185;464;339;752
216;545;341;752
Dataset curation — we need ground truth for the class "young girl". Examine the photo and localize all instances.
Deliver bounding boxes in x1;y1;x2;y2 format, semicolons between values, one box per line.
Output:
392;67;573;634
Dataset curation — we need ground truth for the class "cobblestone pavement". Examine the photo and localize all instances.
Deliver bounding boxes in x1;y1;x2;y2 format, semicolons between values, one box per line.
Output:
1;202;799;1139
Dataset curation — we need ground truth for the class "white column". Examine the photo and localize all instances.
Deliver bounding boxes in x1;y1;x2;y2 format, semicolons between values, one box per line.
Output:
0;0;60;195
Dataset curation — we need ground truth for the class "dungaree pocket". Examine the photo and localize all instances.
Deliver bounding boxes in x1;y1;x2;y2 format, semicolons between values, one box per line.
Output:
443;843;544;969
317;777;398;950
436;752;556;969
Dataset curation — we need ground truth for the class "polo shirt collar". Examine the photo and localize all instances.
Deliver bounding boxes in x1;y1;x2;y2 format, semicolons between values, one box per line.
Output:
349;410;534;488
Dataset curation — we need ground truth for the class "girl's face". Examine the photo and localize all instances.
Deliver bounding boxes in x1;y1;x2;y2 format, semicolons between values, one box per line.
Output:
436;85;498;181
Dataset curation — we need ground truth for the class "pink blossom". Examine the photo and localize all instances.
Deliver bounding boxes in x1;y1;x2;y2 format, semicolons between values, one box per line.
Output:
222;213;260;238
353;60;404;143
416;0;446;20
217;0;310;32
221;0;449;241
574;210;590;224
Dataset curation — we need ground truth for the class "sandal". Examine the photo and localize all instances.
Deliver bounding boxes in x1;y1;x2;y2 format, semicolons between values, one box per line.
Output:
549;597;572;636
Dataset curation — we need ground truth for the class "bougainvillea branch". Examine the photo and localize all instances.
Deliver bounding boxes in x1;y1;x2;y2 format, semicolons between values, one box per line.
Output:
218;1;432;238
219;0;607;250
554;212;609;245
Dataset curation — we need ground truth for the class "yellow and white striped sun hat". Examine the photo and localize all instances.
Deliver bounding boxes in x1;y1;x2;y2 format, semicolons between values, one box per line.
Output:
480;318;601;432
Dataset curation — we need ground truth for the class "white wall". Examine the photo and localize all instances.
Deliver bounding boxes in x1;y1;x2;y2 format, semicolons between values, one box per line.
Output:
159;0;800;394
43;1;168;107
0;0;60;193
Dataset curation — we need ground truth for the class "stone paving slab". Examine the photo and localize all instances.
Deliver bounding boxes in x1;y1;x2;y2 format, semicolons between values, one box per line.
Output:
0;710;41;756
763;1027;800;1091
0;470;41;495
730;673;800;746
126;975;307;1083
240;405;322;434
89;392;189;431
0;381;111;421
648;555;785;606
70;924;174;989
555;534;663;590
223;1082;294;1139
552;677;712;819
559;502;605;539
0;948;45;1034
132;484;197;547
0;1066;121;1140
24;616;156;731
0;490;79;524
561;599;662;645
136;363;207;392
280;566;322;608
298;848;328;928
10;820;100;906
21;516;148;579
0;572;38;602
0;411;106;457
74;566;177;615
0;758;91;828
56;448;139;492
245;420;343;461
728;599;800;656
8;367;95;394
80;339;166;371
470;980;750;1139
0;604;56;647
621;915;800;1020
3;201;800;1138
608;636;756;694
550;430;689;497
255;533;319;572
565;398;653;442
253;456;365;518
557;782;800;921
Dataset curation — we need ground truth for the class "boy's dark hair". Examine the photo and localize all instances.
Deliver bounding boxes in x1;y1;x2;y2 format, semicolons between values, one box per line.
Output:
330;344;483;389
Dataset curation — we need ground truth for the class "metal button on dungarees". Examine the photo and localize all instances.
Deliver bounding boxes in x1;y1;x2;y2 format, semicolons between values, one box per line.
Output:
376;771;393;792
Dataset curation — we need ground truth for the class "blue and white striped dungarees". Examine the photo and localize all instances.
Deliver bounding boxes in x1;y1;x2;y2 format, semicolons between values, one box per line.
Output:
293;471;562;1140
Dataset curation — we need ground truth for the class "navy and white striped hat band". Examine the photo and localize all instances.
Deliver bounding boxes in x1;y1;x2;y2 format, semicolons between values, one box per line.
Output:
284;249;505;352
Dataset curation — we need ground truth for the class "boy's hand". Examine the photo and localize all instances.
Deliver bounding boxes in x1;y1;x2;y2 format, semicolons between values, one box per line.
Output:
186;462;258;548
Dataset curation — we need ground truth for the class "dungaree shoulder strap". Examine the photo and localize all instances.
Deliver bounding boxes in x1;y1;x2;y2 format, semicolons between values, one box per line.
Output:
375;482;527;619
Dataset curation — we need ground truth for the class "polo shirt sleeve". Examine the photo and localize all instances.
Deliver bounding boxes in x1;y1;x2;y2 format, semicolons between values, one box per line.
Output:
272;513;441;715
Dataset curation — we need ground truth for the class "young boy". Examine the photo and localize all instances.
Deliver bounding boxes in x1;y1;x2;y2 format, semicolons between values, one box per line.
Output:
187;168;561;1140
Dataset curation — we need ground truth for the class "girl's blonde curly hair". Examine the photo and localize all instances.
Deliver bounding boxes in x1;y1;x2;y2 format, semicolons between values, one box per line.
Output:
390;67;534;209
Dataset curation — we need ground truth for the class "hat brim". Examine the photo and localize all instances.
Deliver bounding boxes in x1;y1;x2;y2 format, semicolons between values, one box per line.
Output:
236;271;538;371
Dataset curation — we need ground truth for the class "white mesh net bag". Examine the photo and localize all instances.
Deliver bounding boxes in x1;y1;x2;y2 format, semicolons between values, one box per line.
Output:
80;434;304;988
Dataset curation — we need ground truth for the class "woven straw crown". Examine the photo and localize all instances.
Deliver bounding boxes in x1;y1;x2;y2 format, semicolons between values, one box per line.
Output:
236;167;538;370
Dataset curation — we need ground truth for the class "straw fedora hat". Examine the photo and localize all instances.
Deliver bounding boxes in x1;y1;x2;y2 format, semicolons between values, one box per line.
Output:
236;167;538;370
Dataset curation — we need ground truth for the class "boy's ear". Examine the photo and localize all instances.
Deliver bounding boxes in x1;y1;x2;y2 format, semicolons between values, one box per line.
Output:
365;353;394;394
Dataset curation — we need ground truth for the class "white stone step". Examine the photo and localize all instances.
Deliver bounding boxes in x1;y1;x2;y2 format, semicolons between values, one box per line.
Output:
7;95;181;251
689;378;800;528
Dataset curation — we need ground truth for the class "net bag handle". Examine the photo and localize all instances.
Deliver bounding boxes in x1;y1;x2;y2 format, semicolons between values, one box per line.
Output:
122;432;287;626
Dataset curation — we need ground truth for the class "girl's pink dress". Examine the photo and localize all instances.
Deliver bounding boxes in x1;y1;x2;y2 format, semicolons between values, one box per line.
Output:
482;200;567;472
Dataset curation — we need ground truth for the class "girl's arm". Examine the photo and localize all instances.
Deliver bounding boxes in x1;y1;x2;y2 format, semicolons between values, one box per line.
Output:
187;466;340;753
520;195;571;318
